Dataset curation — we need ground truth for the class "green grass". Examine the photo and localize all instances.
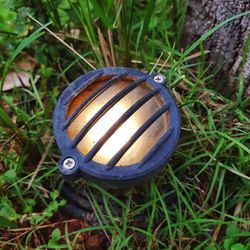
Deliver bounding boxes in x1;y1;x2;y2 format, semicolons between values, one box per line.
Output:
0;0;250;249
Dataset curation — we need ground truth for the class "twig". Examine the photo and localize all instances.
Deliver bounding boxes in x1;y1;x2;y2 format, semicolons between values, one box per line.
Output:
97;27;111;67
7;219;79;232
158;53;171;74
149;52;164;75
27;136;54;190
27;14;96;70
108;30;116;66
85;186;111;243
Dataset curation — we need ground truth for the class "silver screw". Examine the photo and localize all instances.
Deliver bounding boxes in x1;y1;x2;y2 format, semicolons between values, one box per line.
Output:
153;74;165;83
63;157;76;170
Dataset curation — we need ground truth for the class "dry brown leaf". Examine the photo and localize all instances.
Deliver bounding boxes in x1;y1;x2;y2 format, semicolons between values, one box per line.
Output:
70;28;80;39
3;57;39;91
4;71;31;91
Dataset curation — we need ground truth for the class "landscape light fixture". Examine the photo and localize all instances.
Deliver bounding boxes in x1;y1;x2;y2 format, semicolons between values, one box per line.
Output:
53;67;181;188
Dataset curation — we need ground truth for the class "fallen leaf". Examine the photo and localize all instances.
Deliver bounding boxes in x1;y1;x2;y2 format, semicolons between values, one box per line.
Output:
70;28;80;39
3;56;39;91
85;234;107;250
4;71;31;91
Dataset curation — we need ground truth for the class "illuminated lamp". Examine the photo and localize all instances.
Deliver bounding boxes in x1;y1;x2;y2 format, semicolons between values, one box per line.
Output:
53;67;181;188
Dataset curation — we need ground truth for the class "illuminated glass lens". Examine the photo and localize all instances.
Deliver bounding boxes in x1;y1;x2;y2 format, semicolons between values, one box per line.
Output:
67;76;170;166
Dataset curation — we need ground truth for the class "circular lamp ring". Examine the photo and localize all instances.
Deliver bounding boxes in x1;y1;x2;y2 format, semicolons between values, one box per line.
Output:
53;67;181;188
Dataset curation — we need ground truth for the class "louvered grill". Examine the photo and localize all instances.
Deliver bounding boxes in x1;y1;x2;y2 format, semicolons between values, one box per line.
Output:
53;67;181;187
64;71;171;167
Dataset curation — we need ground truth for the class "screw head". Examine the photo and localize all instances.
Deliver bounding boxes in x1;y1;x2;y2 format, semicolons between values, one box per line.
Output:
63;157;76;170
153;75;165;83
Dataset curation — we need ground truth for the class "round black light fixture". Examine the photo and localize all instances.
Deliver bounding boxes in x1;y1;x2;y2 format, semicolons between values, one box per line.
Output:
53;67;181;188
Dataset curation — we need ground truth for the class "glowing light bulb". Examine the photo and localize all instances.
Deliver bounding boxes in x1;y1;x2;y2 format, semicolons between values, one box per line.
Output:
67;76;169;166
85;103;137;163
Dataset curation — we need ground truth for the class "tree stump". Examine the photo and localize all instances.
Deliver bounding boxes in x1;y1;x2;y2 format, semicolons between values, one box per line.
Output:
184;0;250;96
